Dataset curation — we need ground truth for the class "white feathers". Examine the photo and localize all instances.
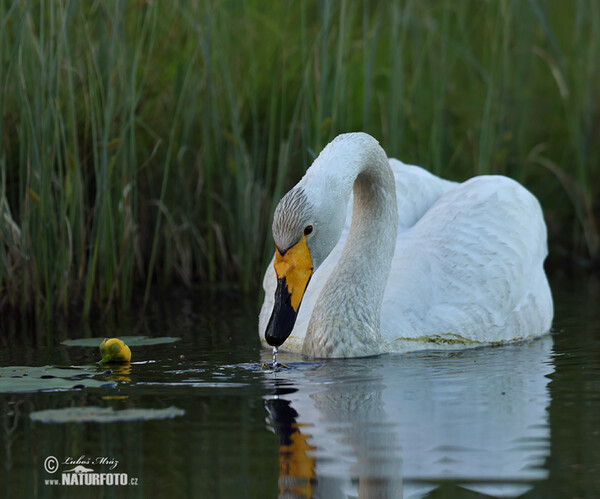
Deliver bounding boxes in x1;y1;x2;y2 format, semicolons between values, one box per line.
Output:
259;133;553;357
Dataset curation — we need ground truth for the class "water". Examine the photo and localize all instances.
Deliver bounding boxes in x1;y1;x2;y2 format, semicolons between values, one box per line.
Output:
1;274;599;498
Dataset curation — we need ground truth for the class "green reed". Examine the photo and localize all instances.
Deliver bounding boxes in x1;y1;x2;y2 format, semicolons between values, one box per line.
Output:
0;0;598;321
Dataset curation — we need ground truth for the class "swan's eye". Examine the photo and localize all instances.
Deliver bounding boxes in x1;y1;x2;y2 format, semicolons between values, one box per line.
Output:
303;225;313;236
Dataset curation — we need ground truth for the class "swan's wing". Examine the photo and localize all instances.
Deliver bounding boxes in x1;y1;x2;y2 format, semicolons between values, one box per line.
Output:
381;175;553;347
388;159;457;229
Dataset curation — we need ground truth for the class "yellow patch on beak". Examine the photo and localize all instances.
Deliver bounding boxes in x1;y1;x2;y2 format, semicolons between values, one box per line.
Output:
274;235;313;311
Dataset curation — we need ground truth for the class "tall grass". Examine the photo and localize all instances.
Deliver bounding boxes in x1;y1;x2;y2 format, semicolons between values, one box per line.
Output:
0;0;598;320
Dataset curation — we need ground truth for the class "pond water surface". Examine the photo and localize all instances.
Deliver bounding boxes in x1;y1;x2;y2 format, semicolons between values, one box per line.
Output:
1;273;599;498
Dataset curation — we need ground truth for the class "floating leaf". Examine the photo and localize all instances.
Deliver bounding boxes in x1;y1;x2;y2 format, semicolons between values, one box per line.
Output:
30;406;185;423
62;336;181;347
0;366;114;393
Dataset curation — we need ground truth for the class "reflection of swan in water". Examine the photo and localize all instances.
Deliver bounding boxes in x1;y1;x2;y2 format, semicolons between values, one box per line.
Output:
259;132;553;357
264;336;554;498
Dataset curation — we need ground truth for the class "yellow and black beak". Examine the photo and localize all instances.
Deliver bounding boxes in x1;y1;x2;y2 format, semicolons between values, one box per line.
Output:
265;235;313;347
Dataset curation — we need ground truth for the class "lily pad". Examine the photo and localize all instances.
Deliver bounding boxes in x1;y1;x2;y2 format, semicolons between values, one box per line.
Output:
62;336;181;347
0;366;115;393
30;406;185;423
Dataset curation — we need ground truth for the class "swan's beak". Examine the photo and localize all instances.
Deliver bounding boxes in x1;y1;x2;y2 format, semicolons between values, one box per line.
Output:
265;235;313;347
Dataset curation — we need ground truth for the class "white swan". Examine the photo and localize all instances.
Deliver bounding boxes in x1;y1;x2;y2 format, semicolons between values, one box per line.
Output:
259;132;553;358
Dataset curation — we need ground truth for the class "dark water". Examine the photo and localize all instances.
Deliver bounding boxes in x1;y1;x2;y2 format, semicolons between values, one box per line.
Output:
1;274;599;498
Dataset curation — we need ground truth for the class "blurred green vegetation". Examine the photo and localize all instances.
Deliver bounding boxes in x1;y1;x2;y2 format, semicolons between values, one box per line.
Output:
0;0;598;319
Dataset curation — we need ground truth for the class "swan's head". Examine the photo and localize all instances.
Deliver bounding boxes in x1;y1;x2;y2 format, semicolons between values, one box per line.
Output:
265;179;347;347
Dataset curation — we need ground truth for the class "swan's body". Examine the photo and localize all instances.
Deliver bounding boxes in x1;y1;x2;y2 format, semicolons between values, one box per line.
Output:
259;133;553;358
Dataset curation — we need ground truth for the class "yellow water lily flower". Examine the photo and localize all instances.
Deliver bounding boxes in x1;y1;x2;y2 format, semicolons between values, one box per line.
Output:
99;338;132;364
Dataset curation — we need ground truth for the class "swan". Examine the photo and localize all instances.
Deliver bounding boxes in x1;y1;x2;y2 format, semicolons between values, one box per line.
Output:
258;132;553;358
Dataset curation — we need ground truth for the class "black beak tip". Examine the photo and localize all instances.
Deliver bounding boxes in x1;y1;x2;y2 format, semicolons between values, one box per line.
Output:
265;309;295;347
264;276;299;348
265;331;286;348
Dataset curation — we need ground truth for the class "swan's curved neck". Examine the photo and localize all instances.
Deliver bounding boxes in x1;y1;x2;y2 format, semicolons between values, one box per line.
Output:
303;139;398;357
